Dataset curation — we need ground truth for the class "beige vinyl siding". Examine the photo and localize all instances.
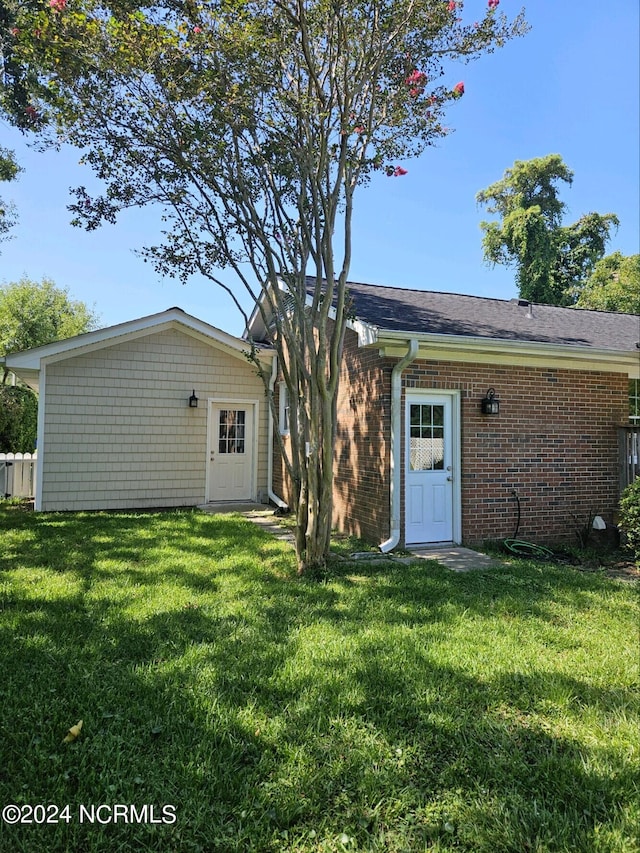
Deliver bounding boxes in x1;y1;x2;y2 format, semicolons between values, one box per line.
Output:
40;328;269;511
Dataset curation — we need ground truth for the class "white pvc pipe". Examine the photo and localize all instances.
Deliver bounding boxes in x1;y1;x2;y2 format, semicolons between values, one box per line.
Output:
267;354;289;510
379;339;419;553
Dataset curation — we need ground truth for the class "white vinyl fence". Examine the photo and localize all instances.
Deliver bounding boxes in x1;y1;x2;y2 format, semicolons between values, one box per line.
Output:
0;452;37;499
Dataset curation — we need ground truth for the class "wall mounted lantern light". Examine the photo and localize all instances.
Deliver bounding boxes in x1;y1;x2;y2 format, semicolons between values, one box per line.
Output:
188;390;199;408
481;388;500;415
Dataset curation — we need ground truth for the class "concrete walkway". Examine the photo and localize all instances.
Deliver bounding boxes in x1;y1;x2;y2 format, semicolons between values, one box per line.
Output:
398;545;500;573
200;502;296;545
201;503;499;572
242;508;297;545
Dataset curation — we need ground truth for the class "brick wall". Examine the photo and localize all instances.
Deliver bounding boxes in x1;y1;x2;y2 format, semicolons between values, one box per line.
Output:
272;333;629;548
401;360;629;546
332;329;392;541
271;327;392;542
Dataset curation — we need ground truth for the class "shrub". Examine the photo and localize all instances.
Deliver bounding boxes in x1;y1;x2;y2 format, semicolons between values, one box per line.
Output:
619;478;640;563
0;385;37;452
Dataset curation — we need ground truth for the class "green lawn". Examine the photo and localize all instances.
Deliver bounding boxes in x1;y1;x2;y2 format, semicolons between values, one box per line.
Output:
0;505;637;852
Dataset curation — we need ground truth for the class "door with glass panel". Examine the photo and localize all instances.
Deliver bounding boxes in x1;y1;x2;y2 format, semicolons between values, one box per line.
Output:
405;396;453;544
208;405;253;502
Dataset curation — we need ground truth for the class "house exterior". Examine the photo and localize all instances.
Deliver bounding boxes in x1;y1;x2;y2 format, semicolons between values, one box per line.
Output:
3;284;639;551
2;308;276;512
252;280;640;549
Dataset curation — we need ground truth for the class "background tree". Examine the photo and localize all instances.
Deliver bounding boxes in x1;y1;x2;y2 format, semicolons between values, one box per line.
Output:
477;154;619;306
0;277;99;384
0;385;37;453
1;0;527;572
575;252;640;315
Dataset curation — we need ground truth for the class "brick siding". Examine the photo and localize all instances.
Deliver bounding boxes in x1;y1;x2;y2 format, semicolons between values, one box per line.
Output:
271;326;392;542
332;329;393;541
273;329;629;548
401;360;627;546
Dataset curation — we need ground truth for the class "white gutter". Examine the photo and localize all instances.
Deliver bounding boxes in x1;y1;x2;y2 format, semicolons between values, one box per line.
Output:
380;338;419;553
267;354;289;510
375;330;639;375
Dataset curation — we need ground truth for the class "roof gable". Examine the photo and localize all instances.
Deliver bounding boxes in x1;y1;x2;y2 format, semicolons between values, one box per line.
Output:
3;307;273;392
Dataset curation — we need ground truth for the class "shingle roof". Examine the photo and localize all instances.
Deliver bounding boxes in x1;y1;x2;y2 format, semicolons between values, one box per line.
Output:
337;279;640;351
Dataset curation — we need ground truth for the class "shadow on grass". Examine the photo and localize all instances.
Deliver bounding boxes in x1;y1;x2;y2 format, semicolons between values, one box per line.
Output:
0;506;637;852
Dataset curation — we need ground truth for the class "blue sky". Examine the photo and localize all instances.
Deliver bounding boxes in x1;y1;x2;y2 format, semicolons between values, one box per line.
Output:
1;1;638;337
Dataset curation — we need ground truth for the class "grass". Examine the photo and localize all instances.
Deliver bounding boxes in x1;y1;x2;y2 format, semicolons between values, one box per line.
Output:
0;504;638;852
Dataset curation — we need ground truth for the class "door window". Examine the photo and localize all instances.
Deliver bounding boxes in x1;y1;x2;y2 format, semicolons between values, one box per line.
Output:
409;404;445;471
218;410;246;454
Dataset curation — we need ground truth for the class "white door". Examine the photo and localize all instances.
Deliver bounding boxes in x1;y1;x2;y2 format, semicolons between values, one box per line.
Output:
208;405;254;502
405;396;454;544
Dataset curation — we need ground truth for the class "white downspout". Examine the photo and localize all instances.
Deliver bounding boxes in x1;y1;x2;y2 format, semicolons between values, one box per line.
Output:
267;354;289;510
380;338;419;553
34;363;45;511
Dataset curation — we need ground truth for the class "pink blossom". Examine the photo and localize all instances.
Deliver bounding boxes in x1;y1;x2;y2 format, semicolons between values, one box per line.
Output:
406;69;427;87
49;0;66;12
10;27;19;35
193;26;202;33
453;81;465;97
448;1;456;10
405;69;427;98
390;166;408;177
354;125;364;134
488;0;499;7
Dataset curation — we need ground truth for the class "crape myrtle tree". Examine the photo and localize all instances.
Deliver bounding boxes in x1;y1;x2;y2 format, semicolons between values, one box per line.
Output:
2;0;527;573
0;145;20;247
477;154;619;306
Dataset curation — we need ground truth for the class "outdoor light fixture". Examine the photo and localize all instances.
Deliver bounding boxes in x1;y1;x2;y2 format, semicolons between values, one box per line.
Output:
188;390;199;408
481;388;500;415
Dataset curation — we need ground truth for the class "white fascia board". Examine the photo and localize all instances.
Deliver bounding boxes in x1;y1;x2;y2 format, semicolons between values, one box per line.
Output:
3;308;188;368
4;367;41;393
246;292;269;341
350;318;379;347
245;279;381;348
4;308;273;374
374;330;640;376
308;293;380;346
41;320;272;369
245;278;290;342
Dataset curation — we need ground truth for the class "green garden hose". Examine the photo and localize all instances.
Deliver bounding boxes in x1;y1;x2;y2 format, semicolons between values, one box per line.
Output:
504;490;556;559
